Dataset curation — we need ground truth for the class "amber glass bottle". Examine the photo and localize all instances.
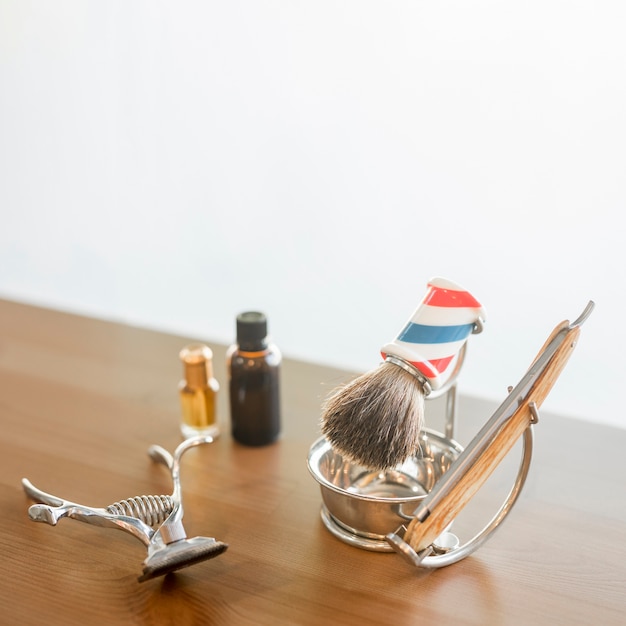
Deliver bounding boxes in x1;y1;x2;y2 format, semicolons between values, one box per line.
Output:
226;312;281;446
178;344;220;440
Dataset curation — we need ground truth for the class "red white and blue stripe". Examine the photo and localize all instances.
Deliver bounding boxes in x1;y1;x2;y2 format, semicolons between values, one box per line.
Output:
381;277;486;390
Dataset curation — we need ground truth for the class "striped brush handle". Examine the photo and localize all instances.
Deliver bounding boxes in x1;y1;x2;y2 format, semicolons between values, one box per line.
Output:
381;277;486;391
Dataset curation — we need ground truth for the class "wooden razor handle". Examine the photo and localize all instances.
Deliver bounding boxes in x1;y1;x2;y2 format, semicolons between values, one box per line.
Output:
404;320;582;552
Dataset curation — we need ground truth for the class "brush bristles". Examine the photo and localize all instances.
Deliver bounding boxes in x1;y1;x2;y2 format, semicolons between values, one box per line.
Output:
320;362;425;470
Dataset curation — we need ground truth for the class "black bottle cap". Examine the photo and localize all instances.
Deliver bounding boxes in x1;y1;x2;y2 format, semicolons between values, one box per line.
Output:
236;311;268;350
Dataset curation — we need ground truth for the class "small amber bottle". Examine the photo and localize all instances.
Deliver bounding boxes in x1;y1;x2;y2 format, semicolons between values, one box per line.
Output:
226;312;281;446
178;344;220;440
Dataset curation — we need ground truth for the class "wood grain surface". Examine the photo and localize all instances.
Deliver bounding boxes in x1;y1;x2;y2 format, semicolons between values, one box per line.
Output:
0;298;625;625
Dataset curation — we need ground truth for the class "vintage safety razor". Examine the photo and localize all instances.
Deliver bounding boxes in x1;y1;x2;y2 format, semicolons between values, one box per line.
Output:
386;301;595;568
22;436;227;582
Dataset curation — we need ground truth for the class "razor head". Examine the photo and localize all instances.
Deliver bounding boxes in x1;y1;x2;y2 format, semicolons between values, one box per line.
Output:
138;537;228;582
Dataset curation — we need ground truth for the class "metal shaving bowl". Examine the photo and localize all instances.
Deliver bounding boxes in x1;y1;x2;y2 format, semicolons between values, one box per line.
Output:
307;429;463;551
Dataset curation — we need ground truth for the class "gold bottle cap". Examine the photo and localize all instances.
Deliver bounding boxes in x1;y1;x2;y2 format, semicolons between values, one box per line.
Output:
179;344;214;388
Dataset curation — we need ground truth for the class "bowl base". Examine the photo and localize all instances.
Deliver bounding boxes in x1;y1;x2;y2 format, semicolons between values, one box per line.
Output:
320;505;395;552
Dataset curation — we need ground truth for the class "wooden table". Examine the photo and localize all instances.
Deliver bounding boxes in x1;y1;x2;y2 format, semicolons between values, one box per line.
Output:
1;299;624;625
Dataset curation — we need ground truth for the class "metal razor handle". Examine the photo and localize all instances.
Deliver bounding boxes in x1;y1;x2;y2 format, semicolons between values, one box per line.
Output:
23;479;106;527
403;302;593;553
23;478;156;545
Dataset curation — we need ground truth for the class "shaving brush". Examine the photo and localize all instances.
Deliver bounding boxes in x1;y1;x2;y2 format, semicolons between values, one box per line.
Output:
321;277;485;471
321;361;426;470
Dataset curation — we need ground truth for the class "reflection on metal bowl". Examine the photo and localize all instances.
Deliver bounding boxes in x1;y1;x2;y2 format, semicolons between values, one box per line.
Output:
307;429;463;551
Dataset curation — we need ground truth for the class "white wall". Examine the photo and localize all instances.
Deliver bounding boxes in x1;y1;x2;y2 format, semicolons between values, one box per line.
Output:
1;1;624;429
